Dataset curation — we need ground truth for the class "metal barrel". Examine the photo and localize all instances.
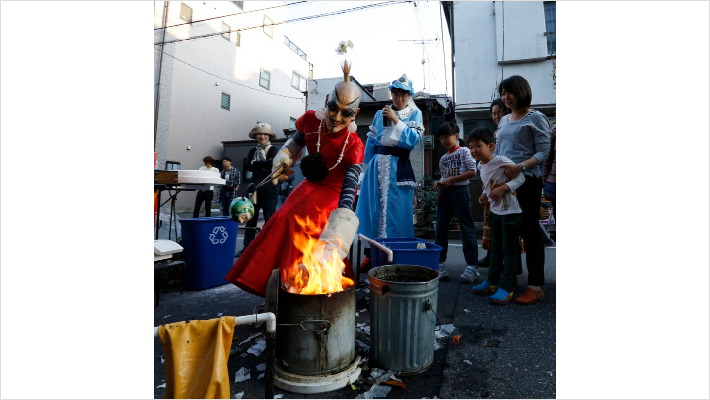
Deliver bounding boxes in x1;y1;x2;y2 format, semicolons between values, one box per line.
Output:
276;286;356;376
369;264;439;374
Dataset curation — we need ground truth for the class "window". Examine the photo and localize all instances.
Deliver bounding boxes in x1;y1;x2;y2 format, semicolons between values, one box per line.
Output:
235;31;241;47
263;15;274;38
221;92;231;110
221;22;231;41
166;161;181;171
289;117;297;130
180;3;193;22
259;69;270;90
231;1;243;10
284;36;307;60
291;72;307;92
543;1;556;55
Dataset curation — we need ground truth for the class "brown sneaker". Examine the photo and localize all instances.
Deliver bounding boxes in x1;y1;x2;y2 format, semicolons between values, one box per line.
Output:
515;287;545;305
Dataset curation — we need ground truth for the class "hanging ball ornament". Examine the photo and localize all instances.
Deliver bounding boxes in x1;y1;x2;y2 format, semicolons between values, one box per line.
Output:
230;197;255;223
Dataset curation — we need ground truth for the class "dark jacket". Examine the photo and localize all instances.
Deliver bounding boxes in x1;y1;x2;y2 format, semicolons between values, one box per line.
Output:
246;146;279;194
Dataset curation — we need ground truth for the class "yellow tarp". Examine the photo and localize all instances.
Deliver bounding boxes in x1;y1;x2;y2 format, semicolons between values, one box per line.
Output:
158;316;236;399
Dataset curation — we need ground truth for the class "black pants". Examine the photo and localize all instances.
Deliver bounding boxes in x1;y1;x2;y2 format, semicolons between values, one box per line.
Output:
193;190;214;218
242;191;278;249
516;175;545;286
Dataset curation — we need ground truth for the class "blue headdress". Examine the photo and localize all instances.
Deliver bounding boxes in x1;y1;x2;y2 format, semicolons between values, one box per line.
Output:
389;74;415;96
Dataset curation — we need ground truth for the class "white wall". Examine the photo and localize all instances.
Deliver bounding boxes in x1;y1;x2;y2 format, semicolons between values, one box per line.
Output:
453;1;555;115
155;1;311;209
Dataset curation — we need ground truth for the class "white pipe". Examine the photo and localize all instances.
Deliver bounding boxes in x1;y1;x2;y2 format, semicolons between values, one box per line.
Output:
154;312;276;338
357;234;393;263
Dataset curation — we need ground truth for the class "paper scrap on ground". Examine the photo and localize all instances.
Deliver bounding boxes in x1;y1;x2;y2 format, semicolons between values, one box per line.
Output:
436;324;455;339
156;383;166;389
356;323;371;334
247;339;266;357
356;339;370;353
463;309;470;313
217;313;223;316
359;356;369;365
163;315;171;318
257;363;266;372
239;332;261;346
258;373;265;380
464;360;473;365
234;367;251;383
360;308;367;313
233;391;244;399
274;395;283;399
357;384;392;399
160;356;164;364
369;368;397;383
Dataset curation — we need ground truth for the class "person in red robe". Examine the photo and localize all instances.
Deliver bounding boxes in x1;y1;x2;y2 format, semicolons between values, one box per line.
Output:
225;72;365;297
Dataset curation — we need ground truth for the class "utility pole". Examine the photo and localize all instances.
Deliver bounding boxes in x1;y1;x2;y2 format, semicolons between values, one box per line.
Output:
397;38;438;94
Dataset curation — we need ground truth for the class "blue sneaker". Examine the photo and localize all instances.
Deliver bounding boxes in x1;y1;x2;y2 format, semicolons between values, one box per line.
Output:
489;288;513;305
471;280;497;295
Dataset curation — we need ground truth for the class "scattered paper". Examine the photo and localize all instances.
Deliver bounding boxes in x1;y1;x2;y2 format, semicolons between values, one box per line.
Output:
360;308;367;313
160;356;164;364
369;368;397;383
156;383;166;389
257;373;265;380
247;339;266;357
233;391;244;399
274;395;283;399
357;323;371;334
359;356;369;365
436;324;455;339
356;339;370;353
163;315;171;318
234;367;251;383
256;363;266;372
463;309;470;313
464;360;473;365
357;384;392;399
217;313;223;317
239;333;261;346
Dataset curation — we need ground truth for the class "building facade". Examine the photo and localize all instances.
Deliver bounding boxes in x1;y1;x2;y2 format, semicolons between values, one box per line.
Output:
154;1;311;209
442;1;556;135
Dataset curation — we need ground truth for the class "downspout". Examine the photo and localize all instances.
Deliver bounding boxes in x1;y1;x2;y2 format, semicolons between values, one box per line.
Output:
154;1;169;150
449;2;455;116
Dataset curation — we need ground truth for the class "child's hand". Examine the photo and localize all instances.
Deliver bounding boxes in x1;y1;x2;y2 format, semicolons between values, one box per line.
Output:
489;185;509;202
478;193;489;206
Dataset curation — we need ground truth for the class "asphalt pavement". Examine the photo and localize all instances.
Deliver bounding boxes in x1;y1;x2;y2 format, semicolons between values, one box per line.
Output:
154;222;556;399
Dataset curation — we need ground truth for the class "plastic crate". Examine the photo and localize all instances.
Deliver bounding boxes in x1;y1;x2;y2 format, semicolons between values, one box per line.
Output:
372;241;442;271
369;237;426;270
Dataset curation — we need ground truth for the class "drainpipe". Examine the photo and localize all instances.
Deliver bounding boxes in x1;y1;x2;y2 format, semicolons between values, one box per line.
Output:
154;1;169;150
449;2;456;116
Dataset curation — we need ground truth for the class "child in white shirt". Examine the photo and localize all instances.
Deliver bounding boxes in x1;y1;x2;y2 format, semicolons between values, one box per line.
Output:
468;127;525;304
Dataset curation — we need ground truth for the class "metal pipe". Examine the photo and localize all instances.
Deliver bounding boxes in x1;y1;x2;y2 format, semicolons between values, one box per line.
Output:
154;1;169;150
154;312;277;338
357;234;393;263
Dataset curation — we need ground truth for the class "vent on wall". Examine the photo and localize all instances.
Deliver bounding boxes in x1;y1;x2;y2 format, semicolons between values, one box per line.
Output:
221;92;231;110
180;3;192;22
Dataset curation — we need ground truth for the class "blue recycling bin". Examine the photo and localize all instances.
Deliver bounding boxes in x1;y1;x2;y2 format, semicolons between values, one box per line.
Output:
372;241;442;271
178;217;238;290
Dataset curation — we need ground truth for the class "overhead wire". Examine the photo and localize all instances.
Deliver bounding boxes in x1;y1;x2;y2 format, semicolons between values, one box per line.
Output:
154;1;308;31
153;46;305;100
155;1;409;46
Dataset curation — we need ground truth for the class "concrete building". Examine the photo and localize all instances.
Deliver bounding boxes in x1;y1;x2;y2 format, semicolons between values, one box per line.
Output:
442;1;556;135
154;1;311;209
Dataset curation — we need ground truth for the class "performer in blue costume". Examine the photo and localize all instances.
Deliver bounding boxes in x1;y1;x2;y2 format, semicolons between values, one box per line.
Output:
355;74;424;270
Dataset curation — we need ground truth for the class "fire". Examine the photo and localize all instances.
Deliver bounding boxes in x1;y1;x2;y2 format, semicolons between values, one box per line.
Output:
282;210;354;295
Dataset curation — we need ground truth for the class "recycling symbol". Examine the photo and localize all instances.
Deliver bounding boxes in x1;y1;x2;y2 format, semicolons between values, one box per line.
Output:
209;226;228;245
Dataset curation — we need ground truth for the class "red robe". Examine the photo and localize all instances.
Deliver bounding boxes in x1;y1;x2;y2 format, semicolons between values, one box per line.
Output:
224;110;365;297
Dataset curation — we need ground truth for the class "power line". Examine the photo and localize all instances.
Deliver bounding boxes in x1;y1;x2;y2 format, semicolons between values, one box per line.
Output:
154;1;308;31
154;47;305;100
155;1;409;46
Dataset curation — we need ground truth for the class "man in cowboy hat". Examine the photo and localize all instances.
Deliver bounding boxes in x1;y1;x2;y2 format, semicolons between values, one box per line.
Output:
237;122;279;257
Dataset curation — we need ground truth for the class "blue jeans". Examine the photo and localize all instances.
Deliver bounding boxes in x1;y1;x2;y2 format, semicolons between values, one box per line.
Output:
434;185;479;266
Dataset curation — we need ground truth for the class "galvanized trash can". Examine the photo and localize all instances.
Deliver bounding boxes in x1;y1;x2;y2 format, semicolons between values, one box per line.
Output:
369;264;439;374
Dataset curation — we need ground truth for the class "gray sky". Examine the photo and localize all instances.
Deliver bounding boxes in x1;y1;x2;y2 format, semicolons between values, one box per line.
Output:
283;1;453;96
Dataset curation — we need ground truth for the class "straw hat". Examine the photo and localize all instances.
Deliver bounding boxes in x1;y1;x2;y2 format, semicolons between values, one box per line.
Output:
248;122;276;140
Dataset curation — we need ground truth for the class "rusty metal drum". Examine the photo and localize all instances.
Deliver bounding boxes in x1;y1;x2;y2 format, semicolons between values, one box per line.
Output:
369;264;439;374
276;285;356;376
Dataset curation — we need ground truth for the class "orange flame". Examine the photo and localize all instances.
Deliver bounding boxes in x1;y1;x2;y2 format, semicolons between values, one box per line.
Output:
281;209;354;295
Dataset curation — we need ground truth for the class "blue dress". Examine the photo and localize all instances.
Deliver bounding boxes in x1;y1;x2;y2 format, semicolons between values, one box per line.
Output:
355;106;423;239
